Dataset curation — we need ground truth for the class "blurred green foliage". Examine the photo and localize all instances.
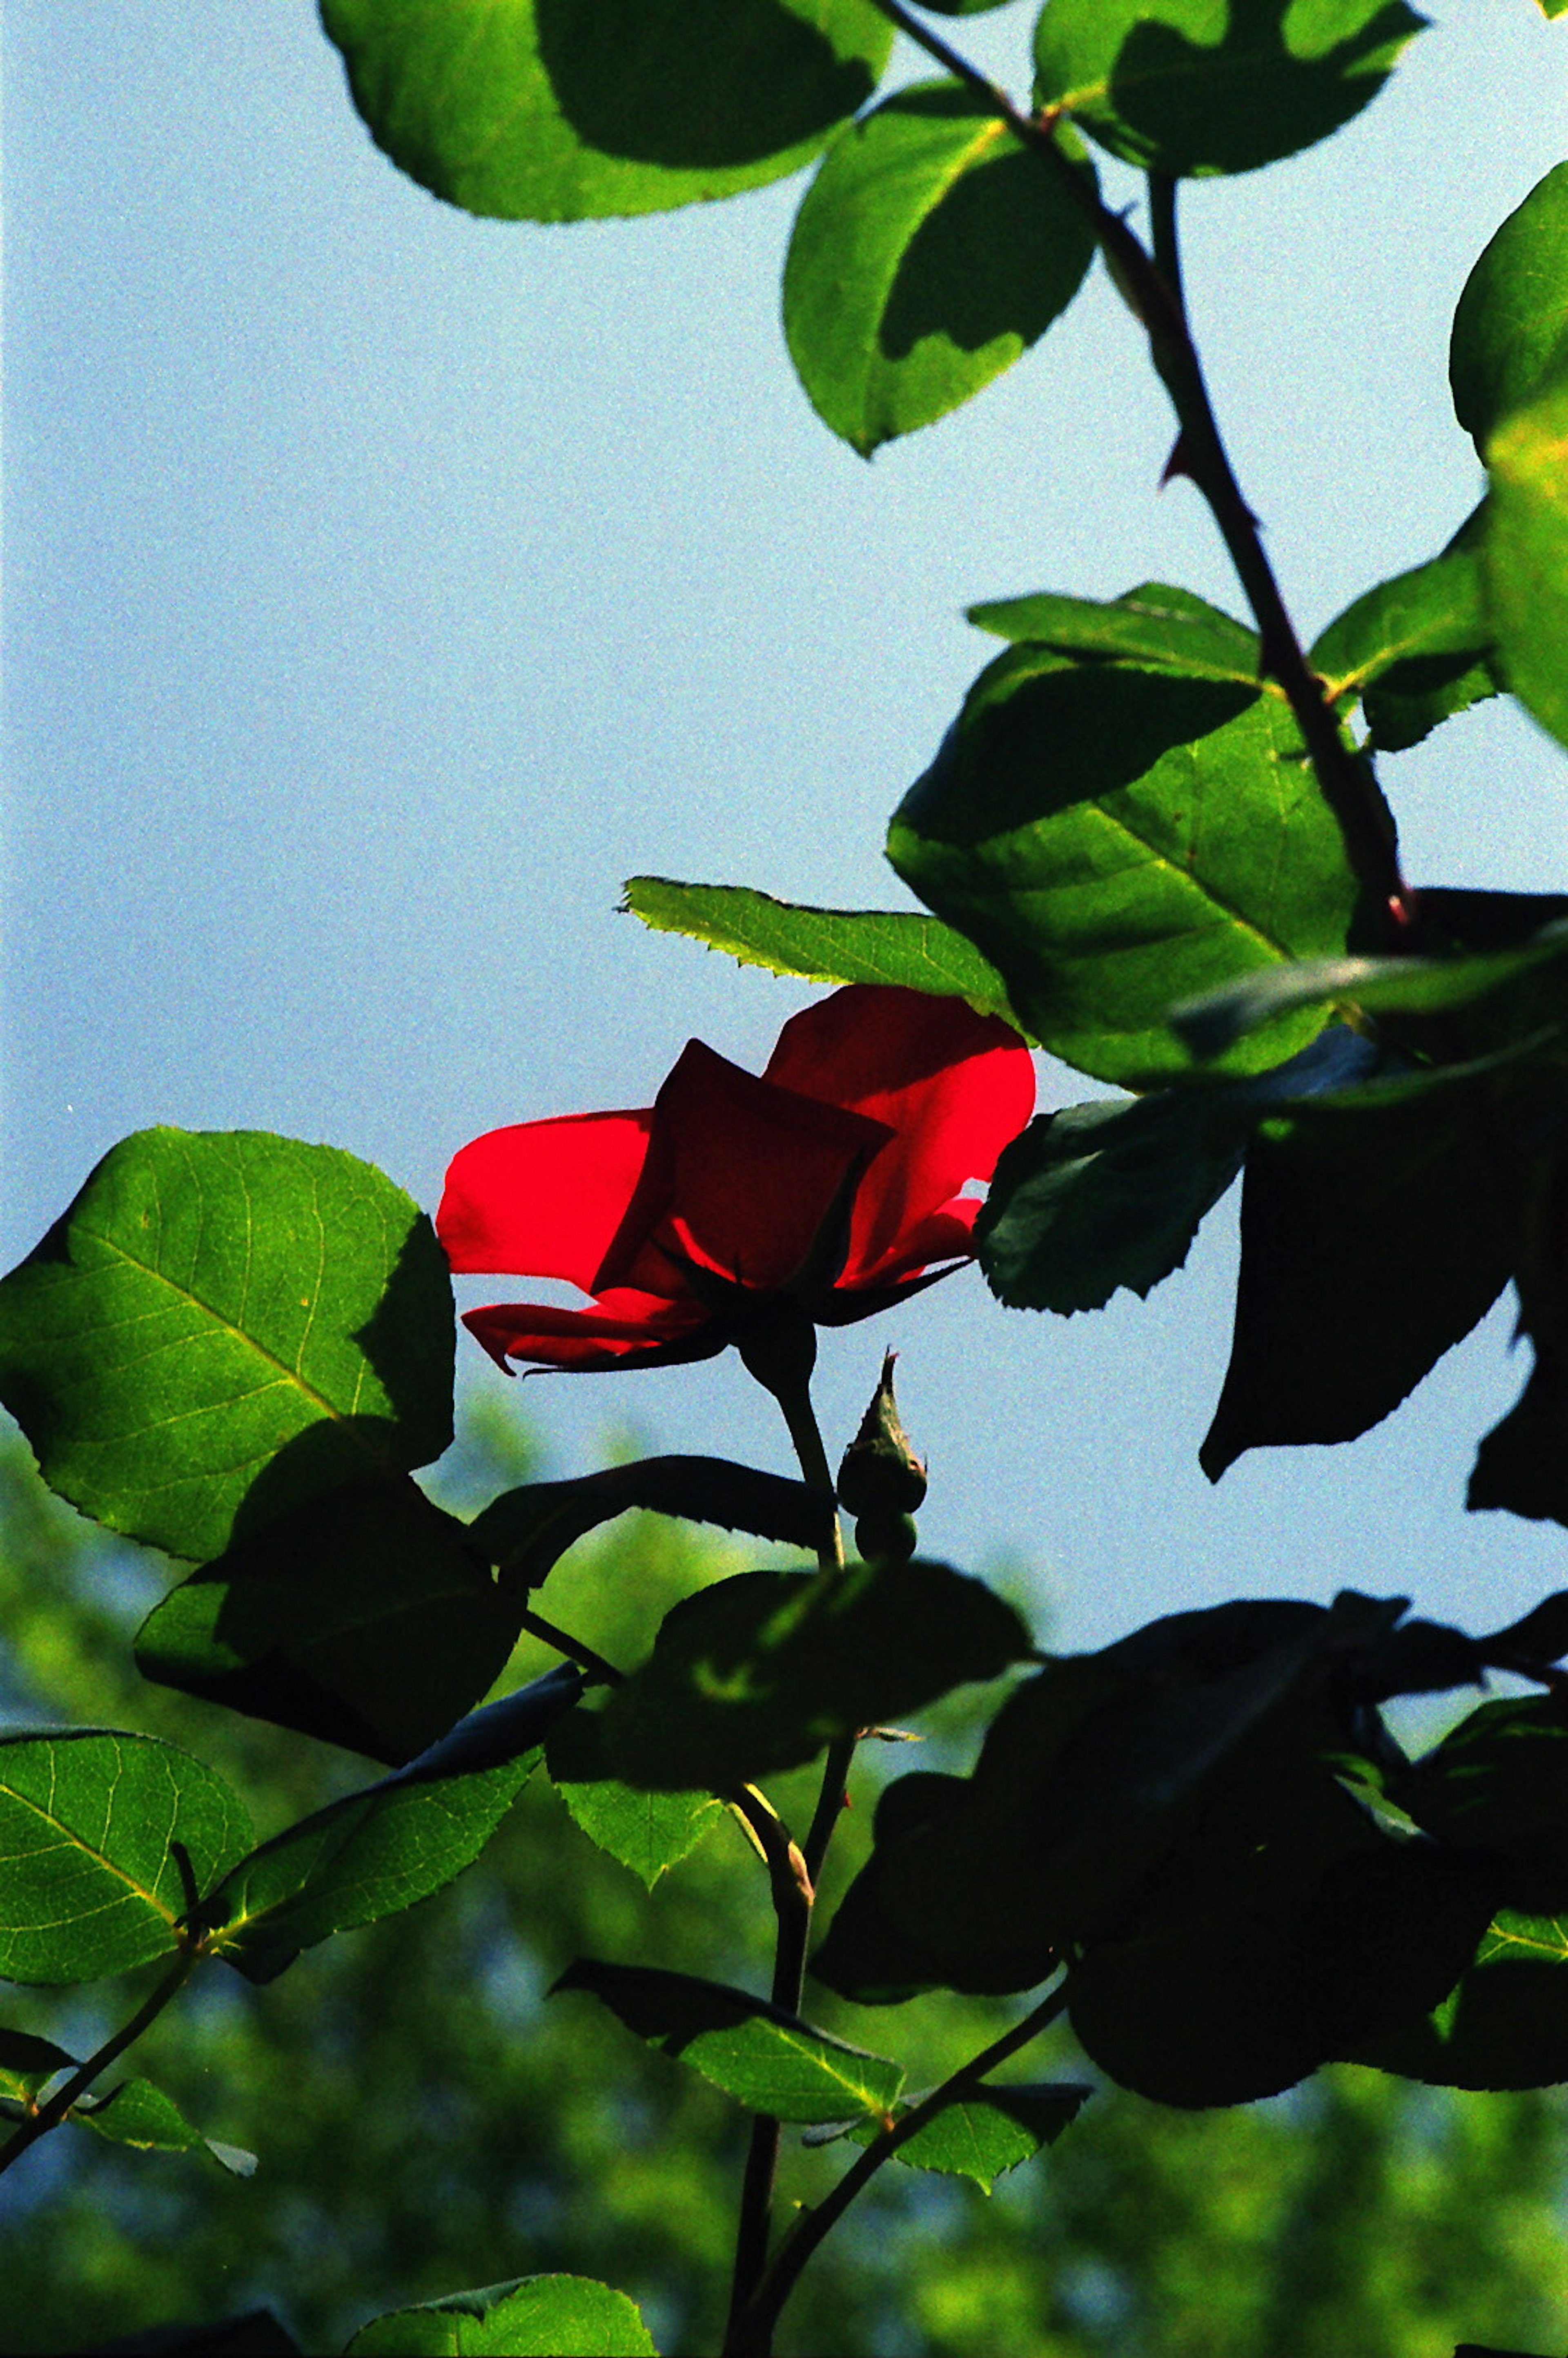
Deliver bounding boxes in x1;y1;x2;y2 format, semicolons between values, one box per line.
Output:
0;1404;1565;2358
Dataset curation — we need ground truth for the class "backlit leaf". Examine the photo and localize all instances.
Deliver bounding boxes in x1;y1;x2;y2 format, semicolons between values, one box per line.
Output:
73;2077;256;2175
546;1710;723;1887
346;2275;658;2357
967;580;1258;676
1485;372;1568;754
1450;161;1568;451
783;81;1096;454
321;0;892;222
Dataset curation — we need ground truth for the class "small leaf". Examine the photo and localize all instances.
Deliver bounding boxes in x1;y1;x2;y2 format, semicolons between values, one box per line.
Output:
1401;1698;1568;1912
1352;1909;1568;2091
345;2274;658;2358
967;579;1258;677
1033;0;1425;178
599;1562;1029;1790
783;81;1096;454
1484;372;1568;754
321;0;893;223
555;1960;904;2123
73;2076;256;2175
821;2079;1091;2189
467;1455;835;1591
0;1129;454;1562
975;1027;1376;1314
889;654;1363;1088
1309;535;1499;752
1201;1081;1523;1479
136;1482;520;1765
0;1731;251;1984
621;878;1018;1027
546;1710;723;1887
205;1667;580;1984
1450;162;1568;452
0;2027;76;2104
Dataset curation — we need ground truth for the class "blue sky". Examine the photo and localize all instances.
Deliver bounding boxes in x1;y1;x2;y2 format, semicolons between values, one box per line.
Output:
7;2;1568;1651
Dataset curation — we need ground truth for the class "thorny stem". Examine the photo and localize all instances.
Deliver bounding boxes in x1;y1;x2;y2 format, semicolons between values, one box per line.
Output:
732;1980;1072;2356
0;1949;198;2181
724;1347;855;2356
864;0;1411;935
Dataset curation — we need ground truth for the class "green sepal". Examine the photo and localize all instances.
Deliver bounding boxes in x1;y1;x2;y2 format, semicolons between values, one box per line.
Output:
554;1959;904;2123
0;1730;251;1984
321;0;893;223
783;81;1096;454
0;1128;454;1563
621;877;1020;1028
204;1667;580;1984
345;2275;658;2357
599;1562;1030;1790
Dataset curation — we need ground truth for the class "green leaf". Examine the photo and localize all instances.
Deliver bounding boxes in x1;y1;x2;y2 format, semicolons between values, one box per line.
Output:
1484;372;1568;753
72;2077;256;2175
1450;162;1568;452
975;1027;1376;1314
833;2080;1091;2189
136;1482;521;1765
967;579;1258;678
1310;537;1498;753
1033;0;1425;178
321;0;892;223
346;2275;658;2358
0;1129;454;1563
1200;1079;1524;1479
1352;1910;1568;2091
1401;1699;1568;1913
0;1731;251;1984
782;81;1096;455
546;1709;723;1887
467;1454;835;1590
599;1561;1030;1790
888;654;1362;1088
0;2027;75;2103
205;1668;579;1984
554;1960;903;2123
621;877;1019;1027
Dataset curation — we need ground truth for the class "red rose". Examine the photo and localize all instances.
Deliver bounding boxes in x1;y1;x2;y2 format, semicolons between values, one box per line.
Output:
437;985;1034;1376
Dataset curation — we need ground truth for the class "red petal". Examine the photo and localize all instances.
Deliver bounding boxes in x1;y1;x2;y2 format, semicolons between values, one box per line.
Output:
463;1287;717;1374
437;1109;654;1289
594;1039;891;1296
762;987;1035;1285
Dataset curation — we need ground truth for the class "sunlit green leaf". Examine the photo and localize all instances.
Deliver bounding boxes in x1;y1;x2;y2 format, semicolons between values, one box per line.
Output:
967;579;1258;675
834;2080;1090;2189
555;1960;904;2122
73;2077;256;2175
600;1562;1029;1790
783;81;1096;454
0;1731;251;1984
1450;161;1568;451
321;0;892;222
621;878;1019;1026
546;1710;724;1887
0;1129;454;1562
889;656;1362;1087
347;2275;658;2357
1485;372;1568;753
1033;0;1425;178
1310;535;1499;751
206;1669;579;1984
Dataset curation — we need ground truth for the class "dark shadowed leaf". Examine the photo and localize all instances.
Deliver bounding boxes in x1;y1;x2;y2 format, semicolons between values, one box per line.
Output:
205;1668;580;1984
976;1027;1376;1313
466;1454;835;1591
0;1731;251;1984
135;1482;520;1764
621;878;1018;1026
1201;1081;1523;1479
555;1959;903;2122
0;2027;75;2104
546;1709;724;1887
599;1562;1029;1790
888;653;1362;1087
783;82;1096;453
1033;0;1425;178
1400;1698;1568;1913
1352;1910;1568;2091
345;2274;657;2357
321;0;892;222
0;1129;454;1562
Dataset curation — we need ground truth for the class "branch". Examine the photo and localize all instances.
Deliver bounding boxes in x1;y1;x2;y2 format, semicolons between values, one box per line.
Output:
864;0;1410;933
0;1950;197;2181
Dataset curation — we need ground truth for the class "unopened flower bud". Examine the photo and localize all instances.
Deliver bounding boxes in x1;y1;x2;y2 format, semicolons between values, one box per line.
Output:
836;1352;927;1524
